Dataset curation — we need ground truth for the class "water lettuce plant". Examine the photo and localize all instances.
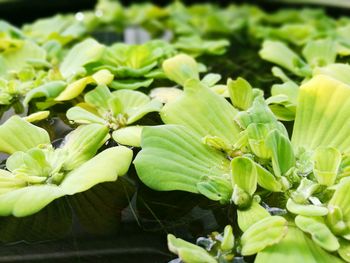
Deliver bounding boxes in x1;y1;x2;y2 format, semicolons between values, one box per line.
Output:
0;116;132;217
2;1;350;263
134;55;350;262
66;84;162;146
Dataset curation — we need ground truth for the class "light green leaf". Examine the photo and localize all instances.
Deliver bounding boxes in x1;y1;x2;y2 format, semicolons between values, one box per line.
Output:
162;54;199;86
313;64;350;86
66;106;105;124
0;169;26;195
91;69;114;85
246;123;270;159
237;200;270;232
0;185;64;217
259;40;310;77
302;39;337;68
23;81;66;106
231;157;257;195
0;116;50;154
313;147;341;186
0;40;46;77
24;111;50;122
134;125;230;197
61;146;133;194
255;226;344;263
168;234;217;263
221;225;234;251
329;179;350;227
241;216;288;256
149;87;183;104
161;78;240;143
61;124;109;170
339;239;350;263
112;126;143;147
255;163;282;192
197;176;232;203
126;99;162;124
266;130;295;177
286;198;328;216
292;75;350;153
59;38;105;79
295;215;339;251
109;78;153;90
55;76;94;101
227;77;253;110
85;84;110;110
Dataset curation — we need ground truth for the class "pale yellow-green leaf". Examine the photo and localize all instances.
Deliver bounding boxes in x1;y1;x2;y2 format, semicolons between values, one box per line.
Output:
112;126;143;147
0;116;50;154
292;75;350;153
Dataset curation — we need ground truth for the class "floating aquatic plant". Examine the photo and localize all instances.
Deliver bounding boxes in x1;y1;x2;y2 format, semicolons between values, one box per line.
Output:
0;116;132;217
135;56;350;262
66;84;162;146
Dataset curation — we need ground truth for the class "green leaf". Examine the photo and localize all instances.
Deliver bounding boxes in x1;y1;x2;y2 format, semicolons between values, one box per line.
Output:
221;225;234;251
91;69;114;85
134;125;231;198
259;40;310;77
61;124;110;170
109;78;153;90
84;84;110;110
231;157;257;195
161;78;240;143
149;87;183;104
112;126;143;147
302;39;337;68
292;75;350;153
23;81;66;106
60;146;133;194
112;89;162;124
246;123;270;159
0;116;50;154
313;147;341;186
24;111;50;122
237;200;270;232
55;76;94;101
329;179;350;227
338;239;350;263
313;64;350;86
240;216;288;256
196;176;232;203
162;54;199;86
266;130;295;177
66;106;105;125
255;226;344;263
0;169;26;195
59;38;105;79
0;40;46;77
295;215;339;251
255;163;283;192
0;185;65;217
167;234;217;263
227;77;253;110
286;198;328;216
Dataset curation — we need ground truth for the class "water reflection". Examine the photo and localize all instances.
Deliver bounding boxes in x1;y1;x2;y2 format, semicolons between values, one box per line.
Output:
0;177;135;244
